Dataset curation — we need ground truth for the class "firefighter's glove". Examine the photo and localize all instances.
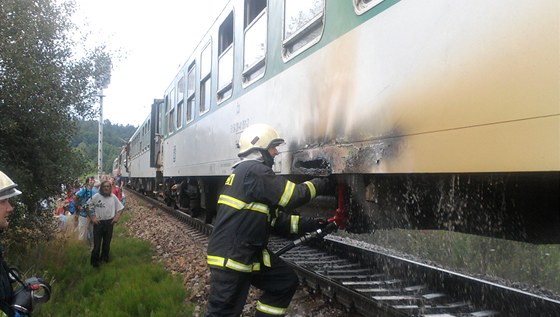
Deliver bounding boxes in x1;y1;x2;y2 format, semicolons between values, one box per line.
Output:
313;218;328;231
313;176;336;196
299;217;327;233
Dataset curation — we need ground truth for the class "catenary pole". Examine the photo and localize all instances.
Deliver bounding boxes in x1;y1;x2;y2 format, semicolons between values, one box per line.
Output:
98;90;104;181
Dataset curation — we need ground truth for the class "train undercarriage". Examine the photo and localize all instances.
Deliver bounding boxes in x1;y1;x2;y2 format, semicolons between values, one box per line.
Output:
153;171;559;244
343;172;559;244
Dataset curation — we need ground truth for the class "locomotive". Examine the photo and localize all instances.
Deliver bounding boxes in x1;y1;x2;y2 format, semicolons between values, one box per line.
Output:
114;0;559;243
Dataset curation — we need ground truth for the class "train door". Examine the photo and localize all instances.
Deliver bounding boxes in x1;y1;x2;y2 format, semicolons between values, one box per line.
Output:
150;99;165;197
150;99;164;168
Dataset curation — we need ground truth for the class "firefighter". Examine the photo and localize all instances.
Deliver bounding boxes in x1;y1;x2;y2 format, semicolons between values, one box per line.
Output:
0;171;21;317
205;123;333;317
0;171;53;316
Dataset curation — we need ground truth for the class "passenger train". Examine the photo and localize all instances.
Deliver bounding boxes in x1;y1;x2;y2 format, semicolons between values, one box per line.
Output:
114;0;559;243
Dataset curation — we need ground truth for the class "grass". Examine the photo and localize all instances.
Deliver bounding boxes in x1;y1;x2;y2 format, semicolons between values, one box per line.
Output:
4;214;194;317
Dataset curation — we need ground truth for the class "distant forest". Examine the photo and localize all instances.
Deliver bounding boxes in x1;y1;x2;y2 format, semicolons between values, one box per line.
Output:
73;120;137;175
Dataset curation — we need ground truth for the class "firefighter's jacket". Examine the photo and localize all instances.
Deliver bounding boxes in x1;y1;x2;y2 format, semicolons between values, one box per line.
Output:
0;246;14;317
207;159;330;273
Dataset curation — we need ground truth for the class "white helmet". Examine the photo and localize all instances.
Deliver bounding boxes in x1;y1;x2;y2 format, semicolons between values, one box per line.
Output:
0;171;22;200
238;123;285;157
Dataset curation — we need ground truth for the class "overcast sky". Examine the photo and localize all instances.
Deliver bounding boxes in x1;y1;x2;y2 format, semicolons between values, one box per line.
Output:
75;0;229;126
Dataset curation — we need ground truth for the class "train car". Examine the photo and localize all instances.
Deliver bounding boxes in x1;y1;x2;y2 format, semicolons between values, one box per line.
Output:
126;107;162;196
111;153;122;179
125;0;559;243
112;145;129;183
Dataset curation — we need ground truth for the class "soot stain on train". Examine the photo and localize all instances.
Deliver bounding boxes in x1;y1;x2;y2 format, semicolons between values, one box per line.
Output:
290;127;405;176
342;137;401;174
343;172;560;243
291;156;332;177
283;121;556;243
290;134;560;243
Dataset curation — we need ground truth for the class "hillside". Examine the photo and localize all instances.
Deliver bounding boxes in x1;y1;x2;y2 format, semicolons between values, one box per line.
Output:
73;120;137;174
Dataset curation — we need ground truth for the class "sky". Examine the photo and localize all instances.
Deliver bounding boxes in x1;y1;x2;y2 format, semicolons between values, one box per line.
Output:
75;0;229;127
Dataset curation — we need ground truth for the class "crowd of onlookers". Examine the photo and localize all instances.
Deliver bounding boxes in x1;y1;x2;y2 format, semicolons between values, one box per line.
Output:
52;175;126;245
0;170;127;317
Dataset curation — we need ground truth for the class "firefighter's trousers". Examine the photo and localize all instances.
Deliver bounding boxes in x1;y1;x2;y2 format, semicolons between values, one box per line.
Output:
206;258;299;316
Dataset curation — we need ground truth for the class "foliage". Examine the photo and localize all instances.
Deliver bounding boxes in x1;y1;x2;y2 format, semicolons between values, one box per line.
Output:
0;0;115;236
5;216;193;317
73;120;136;176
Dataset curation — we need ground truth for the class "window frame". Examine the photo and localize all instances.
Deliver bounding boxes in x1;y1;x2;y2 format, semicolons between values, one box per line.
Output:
353;0;385;15
242;2;267;86
217;11;234;103
166;88;176;135
281;0;325;62
176;75;185;130
186;62;196;124
199;41;212;116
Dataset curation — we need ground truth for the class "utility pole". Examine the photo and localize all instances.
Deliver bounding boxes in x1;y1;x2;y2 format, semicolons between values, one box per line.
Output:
95;54;111;181
97;91;105;181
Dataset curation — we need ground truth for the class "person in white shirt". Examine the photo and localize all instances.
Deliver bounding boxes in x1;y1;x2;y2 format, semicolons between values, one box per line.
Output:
87;180;124;267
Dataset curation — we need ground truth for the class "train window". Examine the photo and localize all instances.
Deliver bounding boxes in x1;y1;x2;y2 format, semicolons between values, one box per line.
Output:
176;75;184;129
186;63;196;123
156;100;162;135
200;41;212;115
353;0;384;15
167;88;175;134
242;0;267;85
176;102;183;129
200;79;211;114
201;42;211;79
144;122;149;151
163;95;169;135
168;110;174;134
282;0;325;61
218;12;234;102
244;0;266;26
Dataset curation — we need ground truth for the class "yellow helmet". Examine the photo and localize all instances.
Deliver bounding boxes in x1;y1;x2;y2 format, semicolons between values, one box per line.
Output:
0;171;22;200
238;123;285;157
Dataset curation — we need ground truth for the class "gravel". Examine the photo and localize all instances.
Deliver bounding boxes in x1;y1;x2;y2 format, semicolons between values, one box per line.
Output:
123;194;355;317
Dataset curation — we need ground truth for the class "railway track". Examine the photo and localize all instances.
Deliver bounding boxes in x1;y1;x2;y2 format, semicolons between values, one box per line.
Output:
131;190;560;316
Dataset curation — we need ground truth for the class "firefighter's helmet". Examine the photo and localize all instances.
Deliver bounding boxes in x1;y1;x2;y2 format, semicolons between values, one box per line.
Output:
238;123;285;157
0;171;22;200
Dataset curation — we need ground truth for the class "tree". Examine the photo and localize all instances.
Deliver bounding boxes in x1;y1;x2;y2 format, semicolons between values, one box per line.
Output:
0;0;114;235
73;120;136;175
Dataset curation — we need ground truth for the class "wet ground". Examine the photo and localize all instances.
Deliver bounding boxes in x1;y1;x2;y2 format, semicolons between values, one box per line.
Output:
337;229;560;300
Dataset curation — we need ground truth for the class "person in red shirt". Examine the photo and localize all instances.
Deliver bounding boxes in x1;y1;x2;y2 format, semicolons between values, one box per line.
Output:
109;177;122;202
